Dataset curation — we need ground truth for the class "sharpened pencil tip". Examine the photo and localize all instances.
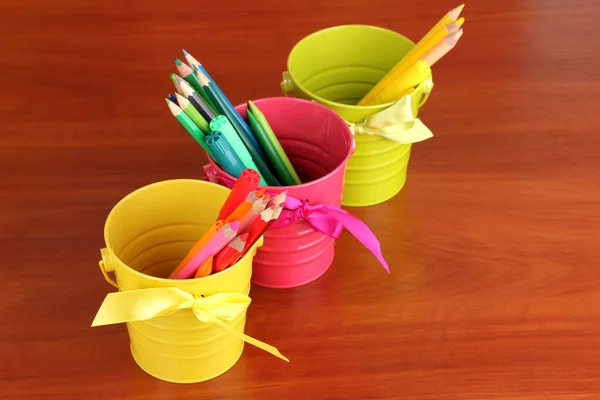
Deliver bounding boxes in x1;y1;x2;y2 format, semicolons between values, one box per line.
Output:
449;4;465;20
165;98;172;104
182;49;189;56
174;58;183;66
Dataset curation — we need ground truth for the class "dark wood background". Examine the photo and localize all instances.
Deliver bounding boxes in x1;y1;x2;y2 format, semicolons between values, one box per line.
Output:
2;0;600;398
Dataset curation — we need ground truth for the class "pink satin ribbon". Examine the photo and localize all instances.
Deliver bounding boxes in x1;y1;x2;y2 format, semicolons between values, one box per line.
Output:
203;165;389;273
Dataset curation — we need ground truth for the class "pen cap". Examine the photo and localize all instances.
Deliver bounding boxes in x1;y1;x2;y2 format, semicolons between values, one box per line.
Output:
209;116;268;186
98;179;264;383
206;131;247;179
206;97;354;288
281;25;428;206
218;169;261;220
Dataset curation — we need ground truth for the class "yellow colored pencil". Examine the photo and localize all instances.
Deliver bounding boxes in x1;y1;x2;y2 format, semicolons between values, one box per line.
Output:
421;29;464;67
411;4;464;57
358;4;465;105
446;17;465;34
363;60;432;106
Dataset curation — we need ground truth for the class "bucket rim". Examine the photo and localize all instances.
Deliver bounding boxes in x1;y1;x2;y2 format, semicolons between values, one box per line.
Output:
286;24;416;112
103;179;256;284
208;97;355;191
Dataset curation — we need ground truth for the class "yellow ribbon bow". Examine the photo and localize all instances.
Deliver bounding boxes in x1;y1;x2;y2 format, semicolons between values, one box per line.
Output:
92;287;289;362
348;80;434;144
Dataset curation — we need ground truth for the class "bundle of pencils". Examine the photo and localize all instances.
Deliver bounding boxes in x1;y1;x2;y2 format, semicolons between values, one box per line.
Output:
168;168;286;279
165;50;302;187
358;4;466;106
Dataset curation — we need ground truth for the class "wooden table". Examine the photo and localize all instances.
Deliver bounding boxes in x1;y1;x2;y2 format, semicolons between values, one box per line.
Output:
2;0;600;398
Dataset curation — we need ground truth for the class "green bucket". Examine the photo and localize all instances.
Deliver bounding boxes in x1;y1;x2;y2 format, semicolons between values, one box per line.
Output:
281;25;431;207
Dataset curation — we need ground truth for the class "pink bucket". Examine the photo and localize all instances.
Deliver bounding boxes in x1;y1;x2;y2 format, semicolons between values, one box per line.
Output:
205;97;355;288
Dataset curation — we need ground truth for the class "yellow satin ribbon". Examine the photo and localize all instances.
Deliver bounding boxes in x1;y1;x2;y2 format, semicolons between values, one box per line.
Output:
348;80;434;144
92;287;289;362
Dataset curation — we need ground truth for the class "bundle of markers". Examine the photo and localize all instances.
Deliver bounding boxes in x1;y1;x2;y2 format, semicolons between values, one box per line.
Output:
168;168;285;279
358;4;466;106
166;50;302;187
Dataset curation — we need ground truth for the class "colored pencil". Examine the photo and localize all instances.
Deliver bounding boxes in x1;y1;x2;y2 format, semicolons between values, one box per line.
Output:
194;257;213;278
170;73;184;94
358;4;465;105
169;219;226;278
238;196;268;233
174;93;210;134
171;221;239;279
213;233;249;273
182;49;212;80
182;49;267;160
416;4;465;54
365;60;432;106
180;79;216;122
242;204;276;254
174;58;217;113
268;190;288;207
226;189;265;223
246;108;296;186
446;17;465;34
413;16;465;61
421;29;464;67
261;193;271;205
167;93;178;105
218;168;261;220
166;98;214;158
247;101;301;184
196;72;280;186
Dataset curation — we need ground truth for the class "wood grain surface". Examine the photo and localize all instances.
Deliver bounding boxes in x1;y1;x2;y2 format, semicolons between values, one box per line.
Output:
1;0;600;399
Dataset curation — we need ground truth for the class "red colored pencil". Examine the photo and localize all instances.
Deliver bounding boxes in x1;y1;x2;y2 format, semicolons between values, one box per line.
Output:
241;204;276;254
213;233;249;272
218;169;260;220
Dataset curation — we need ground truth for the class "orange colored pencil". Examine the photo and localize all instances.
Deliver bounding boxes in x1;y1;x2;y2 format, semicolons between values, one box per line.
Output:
226;188;265;223
169;219;225;278
194;256;213;278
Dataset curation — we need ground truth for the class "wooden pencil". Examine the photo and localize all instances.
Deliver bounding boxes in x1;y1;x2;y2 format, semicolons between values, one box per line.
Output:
421;29;464;67
175;58;217;112
180;79;216;122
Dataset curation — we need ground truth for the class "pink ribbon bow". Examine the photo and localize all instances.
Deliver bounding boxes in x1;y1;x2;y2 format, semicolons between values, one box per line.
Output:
203;165;389;273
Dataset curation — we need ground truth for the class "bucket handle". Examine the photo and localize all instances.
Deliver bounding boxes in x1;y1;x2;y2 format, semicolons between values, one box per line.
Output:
98;248;119;289
280;71;295;97
416;79;433;109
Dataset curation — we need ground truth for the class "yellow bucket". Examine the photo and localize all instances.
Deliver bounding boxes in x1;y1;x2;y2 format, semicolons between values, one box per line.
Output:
94;179;268;383
281;25;431;207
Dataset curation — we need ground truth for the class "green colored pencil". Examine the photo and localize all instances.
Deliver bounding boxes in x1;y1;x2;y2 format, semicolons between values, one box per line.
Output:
166;98;214;159
196;73;280;186
247;101;302;185
170;73;184;95
174;58;217;113
174;93;210;134
246;108;296;186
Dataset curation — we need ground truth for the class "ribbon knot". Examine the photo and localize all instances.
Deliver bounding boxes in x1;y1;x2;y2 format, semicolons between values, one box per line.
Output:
346;79;434;144
348;123;368;136
92;287;289;362
289;200;310;223
202;165;389;273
